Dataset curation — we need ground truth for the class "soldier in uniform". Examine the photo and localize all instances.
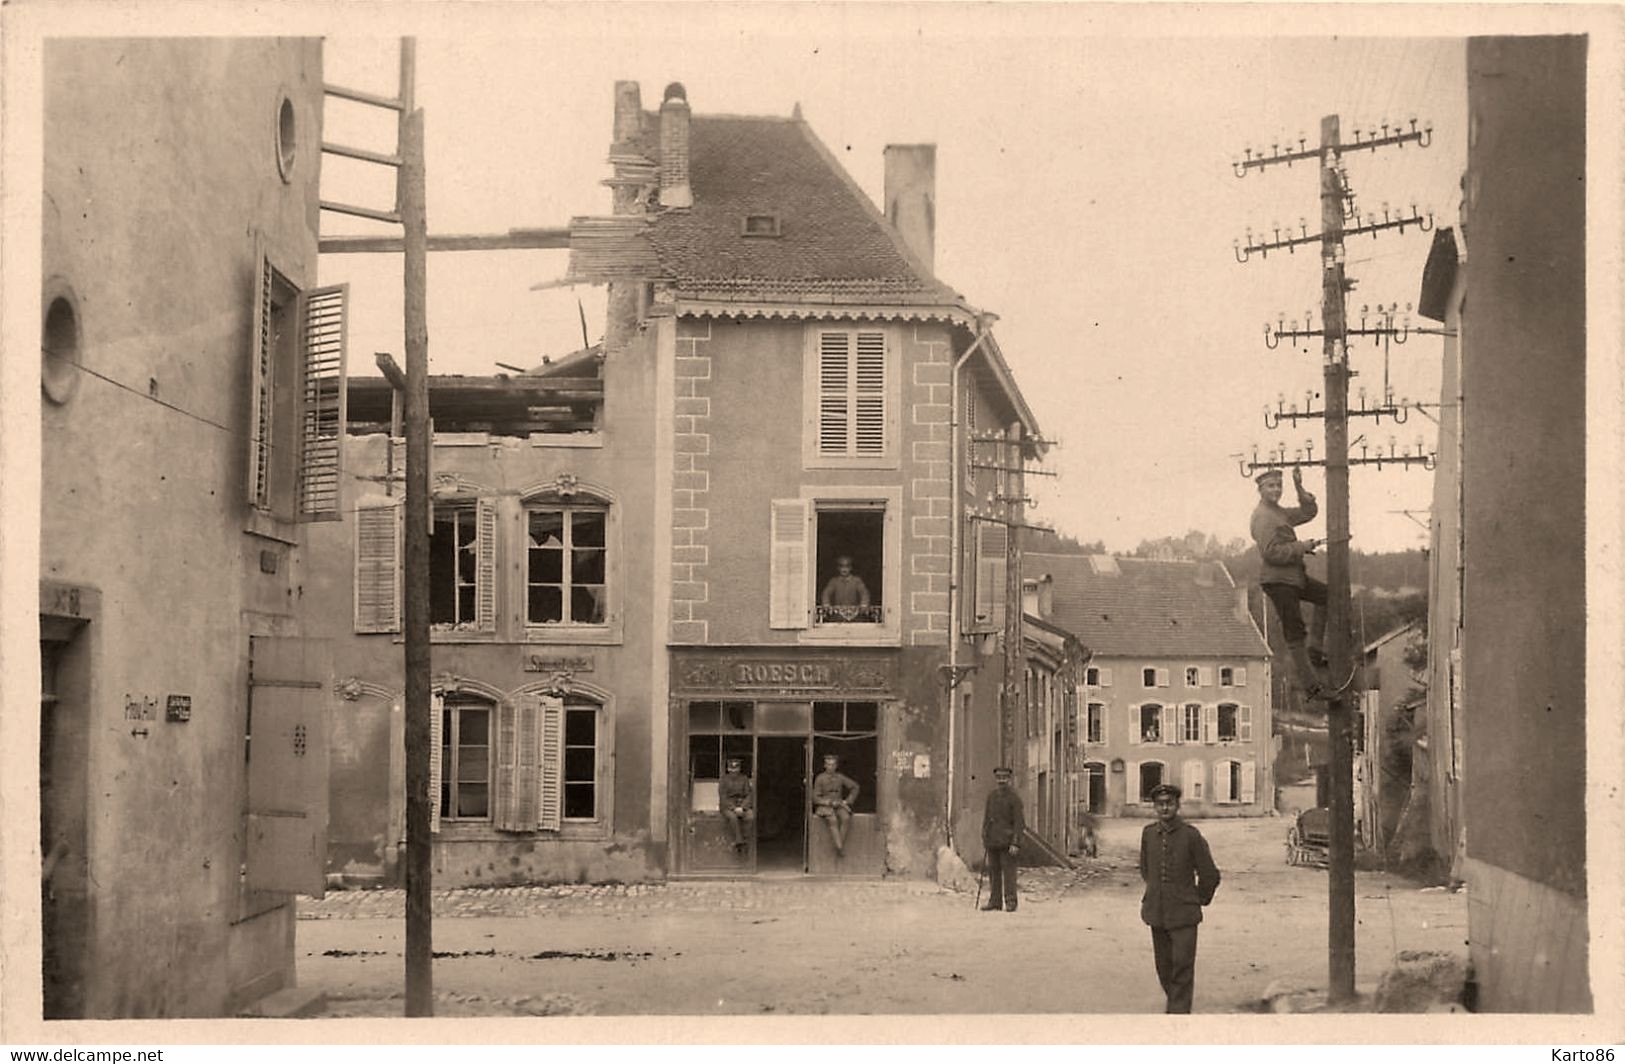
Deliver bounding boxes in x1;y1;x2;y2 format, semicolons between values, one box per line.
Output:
1250;466;1329;700
718;756;754;853
980;766;1025;912
811;754;860;856
1139;782;1221;1013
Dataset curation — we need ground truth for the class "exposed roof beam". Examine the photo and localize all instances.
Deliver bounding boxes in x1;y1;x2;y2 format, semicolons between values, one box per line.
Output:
320;227;571;255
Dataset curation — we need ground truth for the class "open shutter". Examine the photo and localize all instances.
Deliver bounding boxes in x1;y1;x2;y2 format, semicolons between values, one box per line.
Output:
769;499;810;629
1240;760;1257;803
817;331;851;455
1100;703;1108;747
1125;761;1140;804
1198;666;1212;687
1239;704;1253;742
1235;666;1249;688
1183;759;1202;802
247;247;274;510
1156;668;1171;688
1162;704;1179;745
1202;704;1217;744
297;284;348;520
975;522;1008;627
854;330;887;455
354;497;402;633
1100;668;1113;688
475;496;498;632
538;695;565;831
493;699;519;831
428;692;444;833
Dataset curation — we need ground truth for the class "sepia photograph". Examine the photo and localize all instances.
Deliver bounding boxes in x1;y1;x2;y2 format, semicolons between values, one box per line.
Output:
2;0;1620;1047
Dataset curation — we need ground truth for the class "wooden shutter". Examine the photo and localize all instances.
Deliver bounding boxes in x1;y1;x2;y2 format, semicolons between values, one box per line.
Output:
354;498;402;633
975;522;1008;627
1235;666;1249;688
1099;703;1108;746
769;499;810;629
1125;761;1139;804
816;331;851;455
1162;704;1179;745
428;692;444;833
495;695;544;832
538;695;565;831
475;497;498;632
245;636;331;895
1240;760;1257;804
1156;667;1171;688
1198;666;1212;687
1202;704;1217;744
297;284;348;520
1183;759;1202;802
1239;704;1253;742
247;247;274;510
1100;668;1113;688
854;330;887;455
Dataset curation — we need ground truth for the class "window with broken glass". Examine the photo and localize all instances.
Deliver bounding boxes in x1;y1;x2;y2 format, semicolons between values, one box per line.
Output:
527;505;608;626
429;505;479;626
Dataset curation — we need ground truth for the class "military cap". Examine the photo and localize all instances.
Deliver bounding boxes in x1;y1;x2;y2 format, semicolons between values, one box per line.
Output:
1254;469;1283;486
1150;782;1183;800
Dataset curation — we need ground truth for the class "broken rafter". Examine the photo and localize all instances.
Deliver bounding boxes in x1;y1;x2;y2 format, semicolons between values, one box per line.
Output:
320;228;571;255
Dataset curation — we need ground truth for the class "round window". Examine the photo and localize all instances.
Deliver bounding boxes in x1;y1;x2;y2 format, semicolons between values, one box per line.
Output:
276;96;297;181
42;293;82;405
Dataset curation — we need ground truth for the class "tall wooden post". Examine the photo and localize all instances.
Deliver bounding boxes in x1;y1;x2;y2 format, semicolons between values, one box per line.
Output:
400;97;434;1017
999;425;1025;770
1319;113;1356;1002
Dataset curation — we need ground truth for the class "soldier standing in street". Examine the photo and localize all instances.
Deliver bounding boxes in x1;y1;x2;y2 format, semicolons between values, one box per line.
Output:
1139;782;1221;1013
980;766;1025;912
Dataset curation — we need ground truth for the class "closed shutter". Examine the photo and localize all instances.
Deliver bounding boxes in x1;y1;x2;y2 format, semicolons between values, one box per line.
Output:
1162;703;1179;745
245;636;332;896
817;332;851;455
854;330;887;455
428;692;444;833
354;498;402;633
297;284;348;520
1202;704;1217;744
494;695;545;832
1125;761;1139;804
1239;704;1253;742
247;246;274;510
475;497;498;632
1236;666;1249;688
538;695;565;831
1183;759;1202;802
1240;760;1257;804
768;499;810;629
975;522;1008;627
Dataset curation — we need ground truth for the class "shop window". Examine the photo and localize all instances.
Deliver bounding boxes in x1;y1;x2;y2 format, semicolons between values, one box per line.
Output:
429;499;496;631
687;701;753;812
436;695;491;821
812;700;878;815
246;245;348;522
526;504;609;626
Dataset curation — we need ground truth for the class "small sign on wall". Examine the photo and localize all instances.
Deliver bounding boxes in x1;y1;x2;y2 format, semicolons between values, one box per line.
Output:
891;751;914;772
913;754;931;779
166;694;192;723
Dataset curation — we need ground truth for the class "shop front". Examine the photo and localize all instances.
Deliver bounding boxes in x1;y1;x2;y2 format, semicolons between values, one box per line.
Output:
670;649;902;877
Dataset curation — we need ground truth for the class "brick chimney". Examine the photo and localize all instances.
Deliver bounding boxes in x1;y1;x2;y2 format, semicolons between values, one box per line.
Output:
612;80;642;147
658;82;692;209
883;143;935;272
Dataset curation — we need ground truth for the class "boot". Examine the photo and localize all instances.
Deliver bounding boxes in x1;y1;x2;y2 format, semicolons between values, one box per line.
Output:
1287;641;1327;702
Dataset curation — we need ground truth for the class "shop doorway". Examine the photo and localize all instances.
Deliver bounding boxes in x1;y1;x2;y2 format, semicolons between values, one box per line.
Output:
40;625;89;1018
754;736;807;872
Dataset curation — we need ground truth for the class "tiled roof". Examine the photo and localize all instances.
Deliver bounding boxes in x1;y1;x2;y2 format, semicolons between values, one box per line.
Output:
1026;553;1271;660
640;114;957;301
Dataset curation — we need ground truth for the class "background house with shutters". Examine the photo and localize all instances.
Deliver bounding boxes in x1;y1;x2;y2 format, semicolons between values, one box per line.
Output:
36;39;343;1018
301;342;666;887
1028;552;1275;818
566;81;1045;878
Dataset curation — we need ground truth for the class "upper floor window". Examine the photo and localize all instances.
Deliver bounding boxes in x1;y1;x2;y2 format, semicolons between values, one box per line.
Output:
1142;667;1170;689
429;499;496;631
527;504;609;626
804;326;896;468
1185;666;1200;687
435;693;492;823
1219;666;1248;687
771;490;898;638
247;243;347;522
1138;703;1163;743
814;506;883;625
1085;666;1112;688
1217;702;1252;742
1086;702;1106;745
1181;703;1203;743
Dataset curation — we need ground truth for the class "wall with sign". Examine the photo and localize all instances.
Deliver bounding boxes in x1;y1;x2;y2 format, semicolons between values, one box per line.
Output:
38;39;326;1018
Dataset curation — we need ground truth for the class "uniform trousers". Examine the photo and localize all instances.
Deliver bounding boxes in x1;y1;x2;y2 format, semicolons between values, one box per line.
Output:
1150;924;1199;1013
984;845;1018;910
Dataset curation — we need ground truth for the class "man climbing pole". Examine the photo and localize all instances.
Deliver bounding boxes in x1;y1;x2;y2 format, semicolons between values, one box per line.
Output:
1250;467;1331;701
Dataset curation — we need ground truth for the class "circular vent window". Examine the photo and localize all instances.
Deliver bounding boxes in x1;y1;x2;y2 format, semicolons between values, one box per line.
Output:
276;96;297;181
42;292;82;405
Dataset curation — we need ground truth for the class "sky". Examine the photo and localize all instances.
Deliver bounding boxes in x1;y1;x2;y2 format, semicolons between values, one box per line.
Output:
313;6;1473;555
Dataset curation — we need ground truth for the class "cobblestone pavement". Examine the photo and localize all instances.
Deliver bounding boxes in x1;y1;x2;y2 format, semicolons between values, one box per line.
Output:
298;862;1115;920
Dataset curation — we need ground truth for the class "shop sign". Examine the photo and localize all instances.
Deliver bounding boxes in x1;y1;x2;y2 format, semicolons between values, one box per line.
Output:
523;654;594;673
677;654;893;694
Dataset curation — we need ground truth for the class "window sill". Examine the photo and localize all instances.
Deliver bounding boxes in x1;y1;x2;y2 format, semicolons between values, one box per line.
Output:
243;509;299;545
798;624;900;647
523;624;623;646
431;821;608;842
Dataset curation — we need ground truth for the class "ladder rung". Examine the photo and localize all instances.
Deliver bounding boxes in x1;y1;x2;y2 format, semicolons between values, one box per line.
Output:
321;141;402;168
320;200;401;225
323;82;406;112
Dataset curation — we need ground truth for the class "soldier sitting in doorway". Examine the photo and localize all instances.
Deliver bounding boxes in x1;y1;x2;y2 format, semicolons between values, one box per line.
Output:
718;756;754;853
811;754;860;857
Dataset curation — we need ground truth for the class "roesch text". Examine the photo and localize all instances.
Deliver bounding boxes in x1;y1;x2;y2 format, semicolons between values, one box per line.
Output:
732;662;834;687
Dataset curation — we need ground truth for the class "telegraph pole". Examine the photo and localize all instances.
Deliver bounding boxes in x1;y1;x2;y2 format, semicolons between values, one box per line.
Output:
1233;112;1432;1004
1001;424;1025;769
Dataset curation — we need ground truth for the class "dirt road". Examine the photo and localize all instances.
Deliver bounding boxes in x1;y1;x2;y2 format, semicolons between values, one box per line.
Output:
295;814;1467;1017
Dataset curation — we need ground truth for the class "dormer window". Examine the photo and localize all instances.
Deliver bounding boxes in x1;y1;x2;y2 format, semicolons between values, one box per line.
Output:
741;213;782;237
